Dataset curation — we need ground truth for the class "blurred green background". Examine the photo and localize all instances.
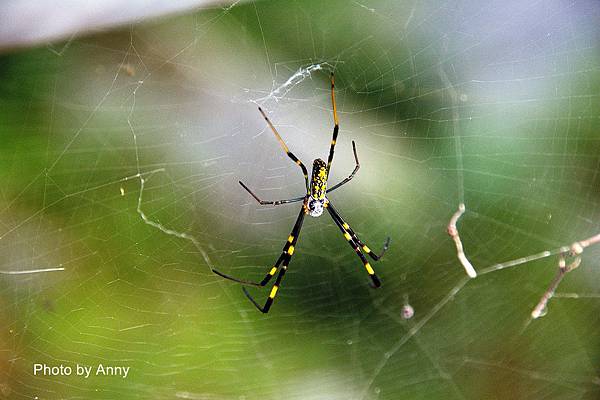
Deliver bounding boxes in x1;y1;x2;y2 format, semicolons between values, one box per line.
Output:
2;0;600;399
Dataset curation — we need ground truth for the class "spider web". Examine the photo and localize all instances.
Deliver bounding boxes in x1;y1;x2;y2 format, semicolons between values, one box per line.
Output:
2;0;600;399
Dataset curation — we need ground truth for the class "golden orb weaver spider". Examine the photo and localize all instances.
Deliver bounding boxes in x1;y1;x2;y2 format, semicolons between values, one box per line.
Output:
212;73;390;313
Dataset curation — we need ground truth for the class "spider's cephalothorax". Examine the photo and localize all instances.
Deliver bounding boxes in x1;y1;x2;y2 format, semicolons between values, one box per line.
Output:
212;73;390;313
306;158;328;217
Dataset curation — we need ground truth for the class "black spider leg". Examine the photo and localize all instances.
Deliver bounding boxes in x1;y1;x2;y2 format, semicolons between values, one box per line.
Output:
238;181;305;206
257;107;310;193
326;72;339;175
328;202;390;261
326;202;387;288
242;207;306;313
211;207;306;287
327;140;359;194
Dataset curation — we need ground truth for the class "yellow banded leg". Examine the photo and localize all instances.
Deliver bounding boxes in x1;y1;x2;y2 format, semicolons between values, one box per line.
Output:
326;140;361;194
344;225;381;287
343;223;388;261
213;208;306;294
263;265;288;313
258;107;310;191
338;219;382;286
331;72;339;126
237;180;305;207
244;264;290;313
326;73;340;173
353;240;381;287
214;244;290;288
334;208;389;261
242;207;306;313
259;266;278;286
326;202;383;287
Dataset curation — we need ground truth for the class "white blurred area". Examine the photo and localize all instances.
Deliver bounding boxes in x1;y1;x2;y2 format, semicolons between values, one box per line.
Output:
0;0;238;52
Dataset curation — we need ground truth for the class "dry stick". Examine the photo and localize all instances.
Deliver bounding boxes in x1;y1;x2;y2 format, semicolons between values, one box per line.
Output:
531;255;581;319
0;266;65;275
448;205;600;318
447;203;477;278
530;232;600;319
573;232;600;253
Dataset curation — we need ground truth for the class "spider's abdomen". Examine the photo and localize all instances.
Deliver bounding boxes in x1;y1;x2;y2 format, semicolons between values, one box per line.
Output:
310;159;327;200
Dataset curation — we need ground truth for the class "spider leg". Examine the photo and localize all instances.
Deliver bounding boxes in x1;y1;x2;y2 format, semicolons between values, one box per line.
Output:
242;264;288;313
326;72;340;174
258;107;310;193
326;202;388;287
239;181;305;206
213;214;300;288
327;140;360;194
212;207;305;287
328;202;390;261
212;268;267;287
242;207;306;313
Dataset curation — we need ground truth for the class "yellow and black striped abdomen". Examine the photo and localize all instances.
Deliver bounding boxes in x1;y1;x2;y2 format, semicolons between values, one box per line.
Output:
310;159;328;200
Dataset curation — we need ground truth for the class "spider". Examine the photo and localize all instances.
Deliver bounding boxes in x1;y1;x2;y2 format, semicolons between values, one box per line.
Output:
212;73;390;313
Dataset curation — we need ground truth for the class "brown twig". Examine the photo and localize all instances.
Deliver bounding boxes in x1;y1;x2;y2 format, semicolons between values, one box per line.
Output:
447;203;477;278
529;233;600;319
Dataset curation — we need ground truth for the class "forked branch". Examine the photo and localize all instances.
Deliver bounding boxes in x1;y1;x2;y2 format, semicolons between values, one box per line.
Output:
447;202;600;318
530;233;600;319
